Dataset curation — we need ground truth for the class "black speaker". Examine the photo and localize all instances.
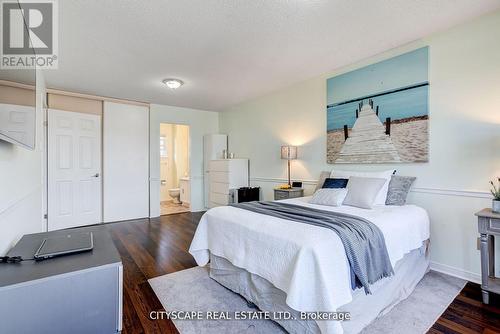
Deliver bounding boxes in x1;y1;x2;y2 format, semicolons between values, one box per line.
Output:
292;181;302;188
237;187;260;203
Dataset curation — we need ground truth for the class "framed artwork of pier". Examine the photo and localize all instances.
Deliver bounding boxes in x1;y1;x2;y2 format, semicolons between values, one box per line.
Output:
326;47;429;164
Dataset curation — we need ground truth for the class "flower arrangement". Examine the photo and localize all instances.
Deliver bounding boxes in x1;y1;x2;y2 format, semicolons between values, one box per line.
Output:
491;178;500;213
491;178;500;201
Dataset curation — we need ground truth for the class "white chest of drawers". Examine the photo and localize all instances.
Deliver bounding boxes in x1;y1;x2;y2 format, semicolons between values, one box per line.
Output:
208;159;249;208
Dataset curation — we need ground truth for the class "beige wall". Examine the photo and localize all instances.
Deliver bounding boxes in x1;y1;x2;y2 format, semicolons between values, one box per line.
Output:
0;84;35;107
175;125;190;179
160;124;174;201
47;93;102;115
219;10;500;281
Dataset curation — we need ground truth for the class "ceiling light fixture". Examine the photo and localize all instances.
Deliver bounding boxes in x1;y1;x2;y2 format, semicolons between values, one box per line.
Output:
162;78;184;89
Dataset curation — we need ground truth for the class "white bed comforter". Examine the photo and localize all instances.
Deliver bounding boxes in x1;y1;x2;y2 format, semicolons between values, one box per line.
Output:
189;197;429;318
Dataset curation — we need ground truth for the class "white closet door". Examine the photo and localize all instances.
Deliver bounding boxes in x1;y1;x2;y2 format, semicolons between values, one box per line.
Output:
48;109;101;231
103;102;149;222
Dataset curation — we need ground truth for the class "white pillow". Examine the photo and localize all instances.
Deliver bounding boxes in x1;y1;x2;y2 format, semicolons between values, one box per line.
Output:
330;169;395;205
309;188;348;207
342;177;386;209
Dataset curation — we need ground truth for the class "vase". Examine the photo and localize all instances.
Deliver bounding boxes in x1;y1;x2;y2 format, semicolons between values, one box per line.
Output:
493;200;500;214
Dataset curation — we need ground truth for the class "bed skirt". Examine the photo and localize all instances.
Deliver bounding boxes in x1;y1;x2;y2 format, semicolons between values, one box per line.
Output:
209;241;430;334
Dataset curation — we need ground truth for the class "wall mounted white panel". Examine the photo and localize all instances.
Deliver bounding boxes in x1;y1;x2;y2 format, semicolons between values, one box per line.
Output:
0;71;47;255
103;102;149;222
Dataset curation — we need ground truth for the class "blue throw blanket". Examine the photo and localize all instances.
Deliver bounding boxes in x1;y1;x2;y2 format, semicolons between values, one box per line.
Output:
230;201;394;294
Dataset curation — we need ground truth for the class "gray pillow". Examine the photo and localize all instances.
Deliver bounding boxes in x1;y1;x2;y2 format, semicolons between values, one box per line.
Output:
343;176;386;209
314;171;332;193
385;176;416;206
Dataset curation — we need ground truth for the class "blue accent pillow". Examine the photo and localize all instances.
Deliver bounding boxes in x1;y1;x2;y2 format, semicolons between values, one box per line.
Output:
322;178;349;189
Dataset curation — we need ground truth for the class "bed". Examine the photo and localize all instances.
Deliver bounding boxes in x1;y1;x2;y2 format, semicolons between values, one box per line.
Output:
189;196;430;334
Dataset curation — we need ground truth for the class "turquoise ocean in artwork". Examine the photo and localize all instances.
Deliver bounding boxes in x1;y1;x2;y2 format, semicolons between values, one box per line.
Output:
327;85;428;131
326;47;429;131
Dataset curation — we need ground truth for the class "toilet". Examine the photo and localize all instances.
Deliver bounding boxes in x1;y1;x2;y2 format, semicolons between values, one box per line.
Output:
168;188;181;204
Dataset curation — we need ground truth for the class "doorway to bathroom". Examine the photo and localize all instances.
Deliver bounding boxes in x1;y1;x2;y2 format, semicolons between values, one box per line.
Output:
159;123;190;215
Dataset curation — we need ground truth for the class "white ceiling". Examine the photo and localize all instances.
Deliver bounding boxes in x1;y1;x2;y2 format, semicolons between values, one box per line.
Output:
43;0;500;111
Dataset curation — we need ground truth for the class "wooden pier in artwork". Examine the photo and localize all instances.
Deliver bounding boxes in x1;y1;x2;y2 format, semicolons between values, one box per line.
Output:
336;103;401;163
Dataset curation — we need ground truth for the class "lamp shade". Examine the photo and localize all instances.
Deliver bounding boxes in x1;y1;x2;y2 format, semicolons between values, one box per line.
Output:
281;146;297;160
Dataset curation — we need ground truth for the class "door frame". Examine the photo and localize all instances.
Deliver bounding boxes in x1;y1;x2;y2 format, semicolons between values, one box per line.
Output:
155;122;192;216
42;104;48;232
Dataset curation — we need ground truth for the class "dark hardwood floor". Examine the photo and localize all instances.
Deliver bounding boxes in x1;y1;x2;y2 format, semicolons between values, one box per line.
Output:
106;212;500;334
429;283;500;334
107;212;202;334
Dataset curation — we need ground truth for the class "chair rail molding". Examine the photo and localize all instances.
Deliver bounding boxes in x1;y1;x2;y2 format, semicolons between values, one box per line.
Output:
249;177;492;199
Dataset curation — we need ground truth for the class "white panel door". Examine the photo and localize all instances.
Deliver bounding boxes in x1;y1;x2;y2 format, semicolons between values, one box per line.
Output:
103;102;149;222
48;109;101;231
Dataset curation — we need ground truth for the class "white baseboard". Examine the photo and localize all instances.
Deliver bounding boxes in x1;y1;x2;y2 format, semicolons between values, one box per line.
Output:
430;261;481;284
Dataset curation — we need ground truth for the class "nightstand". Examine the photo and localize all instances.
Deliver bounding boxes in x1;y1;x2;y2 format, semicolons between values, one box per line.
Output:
475;208;500;304
274;188;304;200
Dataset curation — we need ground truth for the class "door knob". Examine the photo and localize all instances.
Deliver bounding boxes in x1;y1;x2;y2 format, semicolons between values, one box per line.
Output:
92;173;100;178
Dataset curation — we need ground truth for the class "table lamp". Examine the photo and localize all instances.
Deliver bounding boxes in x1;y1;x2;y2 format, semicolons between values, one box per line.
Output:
281;145;297;187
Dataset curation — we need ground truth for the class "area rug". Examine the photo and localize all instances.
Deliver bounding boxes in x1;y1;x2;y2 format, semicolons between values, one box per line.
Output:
149;267;465;334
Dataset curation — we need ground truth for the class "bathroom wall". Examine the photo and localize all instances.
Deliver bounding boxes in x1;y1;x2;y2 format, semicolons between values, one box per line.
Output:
175;125;190;180
159;123;190;202
160;124;173;201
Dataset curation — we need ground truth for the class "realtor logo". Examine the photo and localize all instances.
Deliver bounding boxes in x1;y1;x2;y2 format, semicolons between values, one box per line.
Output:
1;0;58;69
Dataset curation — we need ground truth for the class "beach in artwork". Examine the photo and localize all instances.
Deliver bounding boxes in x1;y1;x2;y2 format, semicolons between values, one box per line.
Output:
326;47;429;164
327;117;428;163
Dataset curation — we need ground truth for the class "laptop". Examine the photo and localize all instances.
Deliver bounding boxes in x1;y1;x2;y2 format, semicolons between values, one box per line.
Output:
34;232;94;260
